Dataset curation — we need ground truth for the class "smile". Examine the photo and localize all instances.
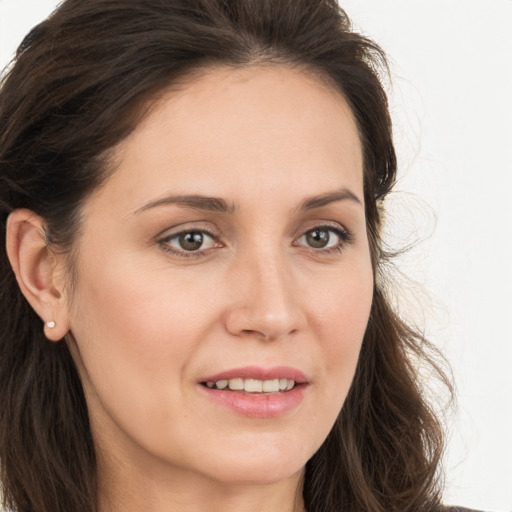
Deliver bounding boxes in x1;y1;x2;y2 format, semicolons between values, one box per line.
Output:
203;378;296;393
199;366;308;417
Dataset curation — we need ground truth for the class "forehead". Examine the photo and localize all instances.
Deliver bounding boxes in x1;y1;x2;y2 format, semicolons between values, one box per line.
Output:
93;64;364;212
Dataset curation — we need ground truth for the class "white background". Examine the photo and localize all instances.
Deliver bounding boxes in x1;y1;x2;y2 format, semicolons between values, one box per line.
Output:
1;1;511;511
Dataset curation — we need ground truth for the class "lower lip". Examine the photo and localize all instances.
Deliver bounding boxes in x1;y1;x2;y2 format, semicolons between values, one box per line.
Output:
198;385;307;418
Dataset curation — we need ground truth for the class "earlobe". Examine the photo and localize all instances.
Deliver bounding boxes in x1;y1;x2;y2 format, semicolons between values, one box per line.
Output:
6;209;70;342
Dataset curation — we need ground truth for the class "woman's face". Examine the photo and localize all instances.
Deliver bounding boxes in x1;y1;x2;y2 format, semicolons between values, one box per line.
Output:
65;65;373;488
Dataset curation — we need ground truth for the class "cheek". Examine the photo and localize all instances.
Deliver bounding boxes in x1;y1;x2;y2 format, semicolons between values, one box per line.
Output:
66;254;227;459
308;250;373;333
308;258;373;398
67;254;217;403
77;249;214;332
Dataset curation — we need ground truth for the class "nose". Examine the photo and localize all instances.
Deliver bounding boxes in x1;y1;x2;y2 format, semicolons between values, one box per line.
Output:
223;247;306;342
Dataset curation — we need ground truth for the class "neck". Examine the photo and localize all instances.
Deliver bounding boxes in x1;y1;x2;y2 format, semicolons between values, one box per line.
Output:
98;452;306;512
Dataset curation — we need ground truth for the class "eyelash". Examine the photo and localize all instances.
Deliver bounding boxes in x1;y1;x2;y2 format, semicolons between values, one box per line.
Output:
158;224;354;259
293;225;353;254
158;228;220;259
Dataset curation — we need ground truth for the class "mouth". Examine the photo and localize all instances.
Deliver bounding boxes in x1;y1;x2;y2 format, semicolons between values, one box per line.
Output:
198;366;308;418
201;378;297;393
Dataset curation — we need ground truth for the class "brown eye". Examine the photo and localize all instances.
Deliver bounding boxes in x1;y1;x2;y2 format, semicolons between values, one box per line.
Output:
295;225;351;252
305;228;330;248
178;231;204;251
161;230;217;255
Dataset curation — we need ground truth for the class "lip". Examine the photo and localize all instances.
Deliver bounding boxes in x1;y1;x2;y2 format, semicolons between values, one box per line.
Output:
197;366;309;418
200;365;309;384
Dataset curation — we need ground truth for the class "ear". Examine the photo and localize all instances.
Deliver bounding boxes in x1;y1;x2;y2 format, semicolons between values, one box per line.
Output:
6;209;70;342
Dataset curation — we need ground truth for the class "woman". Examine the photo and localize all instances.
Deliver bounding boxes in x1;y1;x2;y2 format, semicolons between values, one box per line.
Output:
0;0;482;511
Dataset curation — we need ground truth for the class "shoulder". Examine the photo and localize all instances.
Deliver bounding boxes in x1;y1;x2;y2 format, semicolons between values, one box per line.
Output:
445;507;488;512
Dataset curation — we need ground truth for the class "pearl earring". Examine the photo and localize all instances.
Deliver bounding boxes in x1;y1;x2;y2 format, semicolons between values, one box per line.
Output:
46;321;56;329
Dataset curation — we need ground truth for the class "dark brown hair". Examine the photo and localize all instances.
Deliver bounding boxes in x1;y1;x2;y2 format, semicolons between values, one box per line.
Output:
0;1;451;511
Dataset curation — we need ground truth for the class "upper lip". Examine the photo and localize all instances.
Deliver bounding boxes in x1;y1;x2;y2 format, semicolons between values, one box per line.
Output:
200;366;309;384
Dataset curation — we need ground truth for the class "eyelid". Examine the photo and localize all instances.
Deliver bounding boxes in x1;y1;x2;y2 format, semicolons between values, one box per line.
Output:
157;224;223;258
157;220;222;242
293;222;354;252
156;220;354;259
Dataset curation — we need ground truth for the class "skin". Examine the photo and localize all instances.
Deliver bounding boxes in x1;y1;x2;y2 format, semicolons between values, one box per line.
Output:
7;65;373;512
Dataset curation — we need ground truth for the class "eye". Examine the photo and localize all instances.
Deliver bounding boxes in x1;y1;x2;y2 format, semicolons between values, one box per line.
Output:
296;225;352;252
160;229;218;255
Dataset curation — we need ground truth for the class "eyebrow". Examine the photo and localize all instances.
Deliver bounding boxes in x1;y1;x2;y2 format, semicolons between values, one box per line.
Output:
134;195;235;215
299;188;362;210
134;187;362;215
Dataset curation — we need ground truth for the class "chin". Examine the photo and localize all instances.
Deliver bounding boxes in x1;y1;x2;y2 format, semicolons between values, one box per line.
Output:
202;461;305;487
189;438;311;486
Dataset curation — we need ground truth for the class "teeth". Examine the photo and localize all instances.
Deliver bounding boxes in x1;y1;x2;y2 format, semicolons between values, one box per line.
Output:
286;380;295;391
216;379;228;390
244;379;263;392
228;378;244;390
208;378;296;393
262;379;280;392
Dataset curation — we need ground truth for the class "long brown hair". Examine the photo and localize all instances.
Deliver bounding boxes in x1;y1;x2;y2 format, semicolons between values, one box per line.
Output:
0;1;451;511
